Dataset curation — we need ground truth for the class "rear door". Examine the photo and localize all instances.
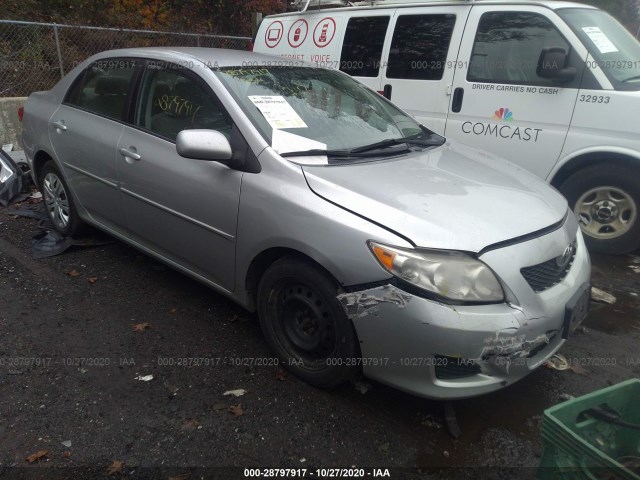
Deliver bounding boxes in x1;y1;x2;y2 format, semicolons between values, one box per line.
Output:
379;5;471;134
48;58;139;231
117;61;242;291
446;5;587;179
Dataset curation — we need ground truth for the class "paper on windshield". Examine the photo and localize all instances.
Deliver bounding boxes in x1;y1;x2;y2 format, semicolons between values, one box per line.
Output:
249;95;307;129
582;27;619;54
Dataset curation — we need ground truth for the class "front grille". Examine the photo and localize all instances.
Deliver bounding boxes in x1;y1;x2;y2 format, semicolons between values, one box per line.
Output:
521;241;577;292
435;355;481;379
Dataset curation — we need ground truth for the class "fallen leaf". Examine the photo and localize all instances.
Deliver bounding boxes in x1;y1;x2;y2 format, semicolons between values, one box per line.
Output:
228;403;243;417
275;367;288;381
591;286;616;305
67;269;80;277
132;323;150;332
570;364;589;376
168;474;190;480
212;402;227;411
546;353;570;371
181;419;201;432
223;388;247;397
87;277;98;284
169;308;177;314
63;451;71;459
25;450;48;463
106;459;124;476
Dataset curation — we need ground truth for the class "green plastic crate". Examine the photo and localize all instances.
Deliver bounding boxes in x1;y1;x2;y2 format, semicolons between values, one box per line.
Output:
537;379;640;480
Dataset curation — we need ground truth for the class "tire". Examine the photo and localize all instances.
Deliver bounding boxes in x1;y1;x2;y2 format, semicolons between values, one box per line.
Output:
39;160;83;237
559;164;640;254
257;256;360;388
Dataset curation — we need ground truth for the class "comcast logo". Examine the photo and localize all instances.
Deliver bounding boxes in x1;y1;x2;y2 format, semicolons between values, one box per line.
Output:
493;108;513;122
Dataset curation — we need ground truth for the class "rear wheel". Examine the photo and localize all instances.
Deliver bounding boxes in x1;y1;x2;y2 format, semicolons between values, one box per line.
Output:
39;161;83;237
560;164;640;254
257;256;360;388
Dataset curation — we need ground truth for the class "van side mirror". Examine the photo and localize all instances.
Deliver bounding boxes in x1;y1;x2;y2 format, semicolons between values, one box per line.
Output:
176;130;233;162
537;47;576;83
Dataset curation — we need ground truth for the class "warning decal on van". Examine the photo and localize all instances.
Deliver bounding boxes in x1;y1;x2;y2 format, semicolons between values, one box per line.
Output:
313;18;336;48
288;19;308;48
265;21;284;49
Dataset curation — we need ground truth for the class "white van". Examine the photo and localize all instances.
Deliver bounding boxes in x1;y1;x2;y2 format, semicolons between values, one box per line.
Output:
254;0;640;254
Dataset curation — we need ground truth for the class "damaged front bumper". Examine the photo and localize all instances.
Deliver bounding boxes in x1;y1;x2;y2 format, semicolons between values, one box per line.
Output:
339;219;591;400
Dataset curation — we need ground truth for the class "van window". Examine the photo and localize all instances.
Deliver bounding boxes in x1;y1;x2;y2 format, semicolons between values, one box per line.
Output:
387;14;456;80
65;59;137;120
468;12;571;85
339;16;390;77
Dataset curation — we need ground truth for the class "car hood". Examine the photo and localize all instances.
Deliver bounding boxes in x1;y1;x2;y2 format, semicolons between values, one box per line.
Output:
301;141;568;253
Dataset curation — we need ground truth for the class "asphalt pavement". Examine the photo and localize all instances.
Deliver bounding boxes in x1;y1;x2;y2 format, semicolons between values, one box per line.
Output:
1;199;639;480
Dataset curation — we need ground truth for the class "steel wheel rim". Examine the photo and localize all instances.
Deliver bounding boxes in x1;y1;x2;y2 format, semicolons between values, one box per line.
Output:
278;283;336;362
42;172;70;230
574;186;636;240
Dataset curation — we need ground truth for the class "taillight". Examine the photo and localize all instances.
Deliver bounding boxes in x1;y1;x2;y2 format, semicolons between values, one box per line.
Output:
18;107;24;122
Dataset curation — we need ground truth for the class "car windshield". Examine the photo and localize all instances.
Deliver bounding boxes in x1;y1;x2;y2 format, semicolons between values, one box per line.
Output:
558;8;640;90
214;66;443;161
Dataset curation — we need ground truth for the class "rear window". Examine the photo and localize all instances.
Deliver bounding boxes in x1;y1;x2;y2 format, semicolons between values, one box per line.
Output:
339;16;390;77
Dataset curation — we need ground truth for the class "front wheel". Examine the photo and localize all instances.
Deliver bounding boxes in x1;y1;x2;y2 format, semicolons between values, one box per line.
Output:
257;256;360;388
560;164;640;254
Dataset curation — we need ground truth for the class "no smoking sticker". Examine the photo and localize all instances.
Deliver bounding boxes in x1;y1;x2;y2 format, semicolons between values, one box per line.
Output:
265;21;283;48
288;19;308;48
313;18;336;48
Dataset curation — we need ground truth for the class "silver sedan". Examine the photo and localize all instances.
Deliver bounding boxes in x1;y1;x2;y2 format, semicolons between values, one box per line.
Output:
21;48;590;399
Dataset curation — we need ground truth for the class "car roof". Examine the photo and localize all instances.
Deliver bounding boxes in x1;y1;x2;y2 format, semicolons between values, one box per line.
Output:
265;0;596;17
88;47;286;67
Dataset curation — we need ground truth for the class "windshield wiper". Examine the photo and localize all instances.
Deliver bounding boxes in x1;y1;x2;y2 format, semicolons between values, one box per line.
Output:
349;135;444;154
280;149;349;158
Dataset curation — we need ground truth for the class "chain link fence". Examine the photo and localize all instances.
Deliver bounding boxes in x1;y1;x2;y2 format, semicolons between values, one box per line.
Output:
0;20;252;97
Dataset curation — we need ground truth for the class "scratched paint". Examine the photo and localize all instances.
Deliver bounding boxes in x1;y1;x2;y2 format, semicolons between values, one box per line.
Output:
337;285;413;319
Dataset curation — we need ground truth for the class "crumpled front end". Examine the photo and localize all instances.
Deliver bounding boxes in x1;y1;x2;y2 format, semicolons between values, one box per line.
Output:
339;214;590;400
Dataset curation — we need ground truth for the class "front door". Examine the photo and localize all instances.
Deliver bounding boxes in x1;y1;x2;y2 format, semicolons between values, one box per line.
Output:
446;5;587;179
117;62;242;291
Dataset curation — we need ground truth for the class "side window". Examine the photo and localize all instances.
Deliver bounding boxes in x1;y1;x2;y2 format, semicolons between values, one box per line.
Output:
64;59;137;120
387;14;456;80
135;65;233;142
339;16;390;77
468;12;571;85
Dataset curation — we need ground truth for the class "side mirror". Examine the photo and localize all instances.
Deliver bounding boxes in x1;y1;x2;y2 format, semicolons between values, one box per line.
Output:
537;47;576;83
176;129;232;162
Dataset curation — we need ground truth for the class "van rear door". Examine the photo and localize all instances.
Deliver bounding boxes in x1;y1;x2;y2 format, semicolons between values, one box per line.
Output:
445;5;589;179
378;5;472;135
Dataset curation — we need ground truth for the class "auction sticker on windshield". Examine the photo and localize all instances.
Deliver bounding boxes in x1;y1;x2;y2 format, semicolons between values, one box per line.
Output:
249;95;307;129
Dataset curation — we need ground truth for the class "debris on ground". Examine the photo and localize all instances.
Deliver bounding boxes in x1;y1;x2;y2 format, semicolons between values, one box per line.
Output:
0;149;32;207
591;287;617;305
228;404;243;416
106;460;125;476
444;402;461;439
353;379;373;394
628;265;640;274
546;353;570;371
223;388;247;397
25;450;48;463
61;440;72;448
275;367;288;381
421;414;443;430
134;375;154;382
132;323;150;332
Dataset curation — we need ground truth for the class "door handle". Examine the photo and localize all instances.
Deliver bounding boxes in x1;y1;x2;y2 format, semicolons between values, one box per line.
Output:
119;147;141;161
451;88;464;113
51;121;67;131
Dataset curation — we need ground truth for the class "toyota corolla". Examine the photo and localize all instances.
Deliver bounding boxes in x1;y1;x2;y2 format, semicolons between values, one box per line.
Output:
21;48;590;399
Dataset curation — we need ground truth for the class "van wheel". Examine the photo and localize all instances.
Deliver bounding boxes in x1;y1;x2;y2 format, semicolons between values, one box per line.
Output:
560;164;640;254
39;160;83;237
257;256;360;388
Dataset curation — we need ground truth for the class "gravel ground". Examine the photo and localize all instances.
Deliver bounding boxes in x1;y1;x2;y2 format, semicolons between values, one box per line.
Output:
1;199;639;480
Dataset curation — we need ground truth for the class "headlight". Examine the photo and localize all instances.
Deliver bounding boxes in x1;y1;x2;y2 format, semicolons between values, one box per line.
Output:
368;241;504;303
